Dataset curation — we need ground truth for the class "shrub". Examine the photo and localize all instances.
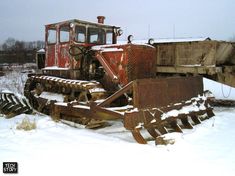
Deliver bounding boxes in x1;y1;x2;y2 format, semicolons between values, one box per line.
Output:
16;117;36;131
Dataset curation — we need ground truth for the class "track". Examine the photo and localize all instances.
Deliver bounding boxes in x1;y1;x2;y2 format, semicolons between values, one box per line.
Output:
23;75;109;128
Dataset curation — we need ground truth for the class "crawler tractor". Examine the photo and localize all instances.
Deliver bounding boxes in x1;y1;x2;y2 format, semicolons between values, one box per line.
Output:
3;16;232;144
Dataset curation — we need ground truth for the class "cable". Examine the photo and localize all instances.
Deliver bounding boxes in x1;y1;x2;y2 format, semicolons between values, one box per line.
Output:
221;83;232;98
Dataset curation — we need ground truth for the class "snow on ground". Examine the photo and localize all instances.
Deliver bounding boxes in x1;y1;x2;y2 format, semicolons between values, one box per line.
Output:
0;69;28;95
1;108;235;176
1;70;235;176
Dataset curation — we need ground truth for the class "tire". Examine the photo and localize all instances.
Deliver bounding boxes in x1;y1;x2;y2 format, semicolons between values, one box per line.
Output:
0;92;33;118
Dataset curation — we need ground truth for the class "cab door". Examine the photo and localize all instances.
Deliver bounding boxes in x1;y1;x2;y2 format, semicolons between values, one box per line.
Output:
58;25;71;68
45;28;57;67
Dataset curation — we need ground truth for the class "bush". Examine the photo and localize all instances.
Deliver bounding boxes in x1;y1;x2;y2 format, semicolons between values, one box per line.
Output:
16;117;36;131
155;136;175;145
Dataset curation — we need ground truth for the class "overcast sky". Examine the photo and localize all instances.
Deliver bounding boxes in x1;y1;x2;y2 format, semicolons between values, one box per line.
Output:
0;0;235;43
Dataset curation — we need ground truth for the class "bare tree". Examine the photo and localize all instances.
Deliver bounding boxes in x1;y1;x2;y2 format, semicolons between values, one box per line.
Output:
229;34;235;42
2;43;7;51
14;40;25;51
1;37;44;51
4;37;16;50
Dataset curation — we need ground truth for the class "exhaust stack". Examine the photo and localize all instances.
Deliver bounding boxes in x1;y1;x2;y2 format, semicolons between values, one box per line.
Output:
97;16;105;24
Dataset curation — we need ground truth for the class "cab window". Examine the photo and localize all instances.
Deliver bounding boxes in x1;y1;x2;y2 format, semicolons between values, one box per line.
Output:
75;26;86;43
106;31;113;44
47;29;56;44
60;26;70;43
88;27;105;44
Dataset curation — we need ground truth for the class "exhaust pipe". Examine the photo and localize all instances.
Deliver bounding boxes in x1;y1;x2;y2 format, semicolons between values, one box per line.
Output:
97;16;105;24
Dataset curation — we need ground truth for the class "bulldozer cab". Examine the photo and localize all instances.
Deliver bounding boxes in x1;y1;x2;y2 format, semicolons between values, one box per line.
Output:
44;16;122;79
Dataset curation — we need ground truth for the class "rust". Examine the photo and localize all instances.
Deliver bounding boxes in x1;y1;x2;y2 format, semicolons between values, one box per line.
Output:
132;76;203;109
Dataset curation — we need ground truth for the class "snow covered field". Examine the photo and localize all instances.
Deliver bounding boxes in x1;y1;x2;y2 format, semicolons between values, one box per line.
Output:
1;70;235;176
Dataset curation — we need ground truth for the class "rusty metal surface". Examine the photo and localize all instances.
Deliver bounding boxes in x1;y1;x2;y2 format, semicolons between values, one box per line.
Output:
123;96;214;144
126;44;156;82
95;51;119;82
133;76;203;109
98;44;156;86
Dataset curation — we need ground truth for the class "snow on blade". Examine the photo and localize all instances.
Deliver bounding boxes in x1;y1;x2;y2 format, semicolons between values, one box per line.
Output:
161;102;201;120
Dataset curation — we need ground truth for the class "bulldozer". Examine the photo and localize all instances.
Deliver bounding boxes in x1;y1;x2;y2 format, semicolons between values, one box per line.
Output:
2;16;235;144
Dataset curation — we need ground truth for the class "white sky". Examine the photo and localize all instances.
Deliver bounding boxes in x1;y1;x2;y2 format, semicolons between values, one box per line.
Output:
0;0;235;43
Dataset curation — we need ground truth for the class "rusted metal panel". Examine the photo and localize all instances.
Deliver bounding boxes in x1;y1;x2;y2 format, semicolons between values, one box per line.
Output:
58;44;71;68
126;45;156;82
99;44;156;86
95;51;120;82
133;76;203;109
45;45;56;67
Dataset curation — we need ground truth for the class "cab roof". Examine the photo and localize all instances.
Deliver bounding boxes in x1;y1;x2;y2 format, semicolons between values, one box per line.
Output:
45;19;120;29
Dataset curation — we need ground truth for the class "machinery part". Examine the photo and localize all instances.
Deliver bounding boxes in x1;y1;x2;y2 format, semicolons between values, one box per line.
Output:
51;76;214;144
0;92;33;118
123;97;214;144
69;45;91;58
24;75;108;128
209;98;235;107
69;45;84;56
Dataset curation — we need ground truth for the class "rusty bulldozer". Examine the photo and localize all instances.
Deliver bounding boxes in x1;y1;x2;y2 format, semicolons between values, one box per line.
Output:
1;16;235;144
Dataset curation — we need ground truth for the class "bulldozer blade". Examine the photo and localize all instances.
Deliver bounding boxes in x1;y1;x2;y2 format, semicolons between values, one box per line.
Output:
206;108;215;118
155;125;169;135
29;76;214;145
168;120;183;133
190;114;201;125
180;116;194;129
147;128;160;138
131;130;147;144
85;120;109;129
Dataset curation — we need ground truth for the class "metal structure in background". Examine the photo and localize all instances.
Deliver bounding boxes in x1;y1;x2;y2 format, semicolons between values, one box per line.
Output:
154;40;235;87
